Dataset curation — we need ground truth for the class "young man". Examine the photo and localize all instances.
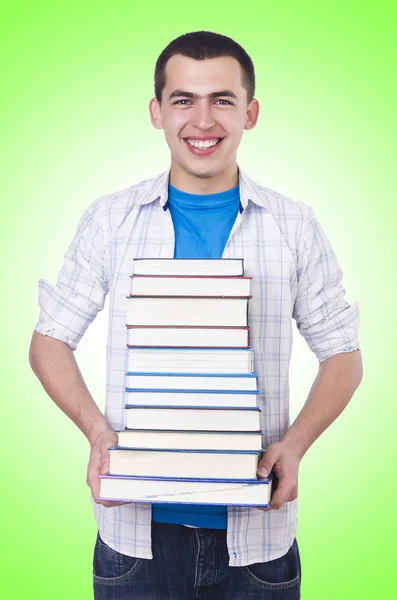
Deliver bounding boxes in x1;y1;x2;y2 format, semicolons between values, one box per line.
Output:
29;31;362;599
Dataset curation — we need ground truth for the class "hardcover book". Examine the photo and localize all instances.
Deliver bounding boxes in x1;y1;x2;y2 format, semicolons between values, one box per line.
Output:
126;326;250;348
132;258;244;277
126;295;251;327
125;372;258;391
116;428;263;451
99;474;272;507
108;446;264;480
127;348;255;374
124;405;261;431
130;275;252;297
124;389;259;408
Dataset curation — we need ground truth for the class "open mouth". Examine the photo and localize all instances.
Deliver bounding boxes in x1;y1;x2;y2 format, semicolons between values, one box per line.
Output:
183;137;225;156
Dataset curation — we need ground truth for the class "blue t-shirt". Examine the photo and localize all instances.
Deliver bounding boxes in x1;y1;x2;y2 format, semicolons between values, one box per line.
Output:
151;182;241;529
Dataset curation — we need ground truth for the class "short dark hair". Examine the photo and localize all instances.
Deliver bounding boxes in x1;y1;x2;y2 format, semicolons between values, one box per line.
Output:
154;31;255;104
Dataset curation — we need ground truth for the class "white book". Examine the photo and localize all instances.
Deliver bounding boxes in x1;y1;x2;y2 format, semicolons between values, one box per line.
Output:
124;390;259;408
127;348;254;374
126;296;250;327
108;447;263;479
126;326;250;348
116;429;263;451
130;276;252;297
125;373;258;391
132;258;244;276
99;475;272;507
124;406;261;431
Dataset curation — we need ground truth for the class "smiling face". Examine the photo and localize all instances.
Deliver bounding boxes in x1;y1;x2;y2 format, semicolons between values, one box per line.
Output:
149;54;259;193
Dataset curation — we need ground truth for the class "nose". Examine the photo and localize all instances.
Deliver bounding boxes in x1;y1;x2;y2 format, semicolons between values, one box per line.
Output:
193;99;216;131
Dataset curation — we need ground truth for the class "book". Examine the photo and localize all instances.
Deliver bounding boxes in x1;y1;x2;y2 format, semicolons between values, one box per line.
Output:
130;275;252;297
124;405;261;431
108;447;264;480
126;296;250;327
116;429;263;451
99;475;272;507
125;372;258;391
132;258;244;277
126;326;250;348
114;258;267;510
125;389;259;408
127;348;255;374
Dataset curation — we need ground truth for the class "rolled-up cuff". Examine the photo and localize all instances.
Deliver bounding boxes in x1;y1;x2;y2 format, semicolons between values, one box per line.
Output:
33;321;79;350
300;300;360;362
35;278;102;350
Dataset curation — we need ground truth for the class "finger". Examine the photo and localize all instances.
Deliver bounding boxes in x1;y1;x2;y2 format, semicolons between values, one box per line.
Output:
87;455;104;500
268;480;295;510
100;452;111;476
88;472;119;505
90;472;102;502
287;484;298;502
256;446;279;478
96;498;130;508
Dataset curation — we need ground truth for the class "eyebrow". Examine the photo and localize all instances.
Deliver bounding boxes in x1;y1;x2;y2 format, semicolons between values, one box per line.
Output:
168;89;238;101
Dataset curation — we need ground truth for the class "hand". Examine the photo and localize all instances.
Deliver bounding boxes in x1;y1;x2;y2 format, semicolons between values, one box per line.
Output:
86;427;128;507
255;441;300;511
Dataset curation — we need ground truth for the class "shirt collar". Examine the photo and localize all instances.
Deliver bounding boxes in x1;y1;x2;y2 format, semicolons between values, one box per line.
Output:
136;167;271;213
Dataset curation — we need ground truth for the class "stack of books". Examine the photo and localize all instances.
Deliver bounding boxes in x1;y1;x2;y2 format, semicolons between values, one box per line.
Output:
99;259;272;507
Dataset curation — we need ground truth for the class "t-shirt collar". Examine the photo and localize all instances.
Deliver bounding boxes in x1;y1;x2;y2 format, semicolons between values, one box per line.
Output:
136;167;271;213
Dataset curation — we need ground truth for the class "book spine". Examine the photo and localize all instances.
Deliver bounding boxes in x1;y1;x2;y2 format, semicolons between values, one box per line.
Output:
125;388;259;395
124;405;261;411
106;474;259;482
99;474;272;483
109;446;263;454
124;372;257;378
130;275;253;280
126;325;250;329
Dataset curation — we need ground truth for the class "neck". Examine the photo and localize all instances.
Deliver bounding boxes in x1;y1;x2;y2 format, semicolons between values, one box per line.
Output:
169;160;239;194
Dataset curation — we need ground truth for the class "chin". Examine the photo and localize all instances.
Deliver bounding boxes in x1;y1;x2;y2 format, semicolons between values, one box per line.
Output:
188;169;218;179
183;162;225;179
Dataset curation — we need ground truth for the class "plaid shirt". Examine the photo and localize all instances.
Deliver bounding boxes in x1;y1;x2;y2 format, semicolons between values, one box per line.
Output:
34;168;360;566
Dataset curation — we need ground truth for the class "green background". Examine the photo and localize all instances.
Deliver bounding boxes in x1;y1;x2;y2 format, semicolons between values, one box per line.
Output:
1;1;395;598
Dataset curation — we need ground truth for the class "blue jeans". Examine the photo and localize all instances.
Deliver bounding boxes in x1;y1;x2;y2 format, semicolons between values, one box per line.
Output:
93;521;301;599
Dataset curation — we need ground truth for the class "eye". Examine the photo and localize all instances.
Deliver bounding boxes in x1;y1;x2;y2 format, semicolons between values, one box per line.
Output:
215;99;232;105
173;99;191;105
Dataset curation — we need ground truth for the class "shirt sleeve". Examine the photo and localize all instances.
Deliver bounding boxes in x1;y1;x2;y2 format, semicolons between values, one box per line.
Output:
34;198;109;350
292;207;360;362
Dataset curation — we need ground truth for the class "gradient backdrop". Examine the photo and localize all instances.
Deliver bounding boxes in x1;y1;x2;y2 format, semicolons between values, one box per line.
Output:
1;1;396;598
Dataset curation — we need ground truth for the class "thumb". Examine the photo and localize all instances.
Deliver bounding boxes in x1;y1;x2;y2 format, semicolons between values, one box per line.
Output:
257;445;278;478
100;450;111;476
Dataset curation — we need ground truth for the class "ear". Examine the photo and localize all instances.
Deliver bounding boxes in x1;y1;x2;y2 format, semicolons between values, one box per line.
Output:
149;97;163;129
244;98;260;131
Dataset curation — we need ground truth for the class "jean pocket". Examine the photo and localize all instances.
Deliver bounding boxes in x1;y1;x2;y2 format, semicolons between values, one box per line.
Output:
93;532;143;585
243;540;301;590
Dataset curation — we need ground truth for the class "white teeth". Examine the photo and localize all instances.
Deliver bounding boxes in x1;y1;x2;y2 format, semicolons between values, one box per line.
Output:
186;138;220;149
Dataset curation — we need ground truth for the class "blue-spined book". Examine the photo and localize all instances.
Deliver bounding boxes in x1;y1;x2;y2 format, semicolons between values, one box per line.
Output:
125;388;259;408
115;428;263;451
125;372;258;391
98;473;272;507
108;446;264;480
124;405;261;431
